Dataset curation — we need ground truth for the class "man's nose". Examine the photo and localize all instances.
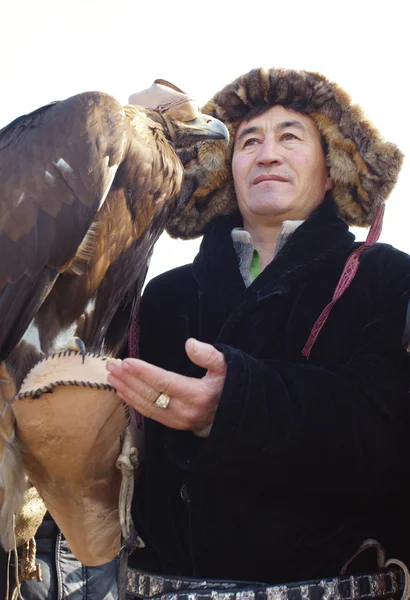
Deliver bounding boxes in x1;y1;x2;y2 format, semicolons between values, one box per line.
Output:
256;139;284;166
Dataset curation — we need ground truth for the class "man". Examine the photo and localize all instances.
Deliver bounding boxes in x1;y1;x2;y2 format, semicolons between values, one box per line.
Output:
106;66;410;599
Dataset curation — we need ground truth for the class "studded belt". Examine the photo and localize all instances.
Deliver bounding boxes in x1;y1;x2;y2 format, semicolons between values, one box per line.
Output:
126;567;405;600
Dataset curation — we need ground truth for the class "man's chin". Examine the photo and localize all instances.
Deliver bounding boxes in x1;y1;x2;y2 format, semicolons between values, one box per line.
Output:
248;197;296;217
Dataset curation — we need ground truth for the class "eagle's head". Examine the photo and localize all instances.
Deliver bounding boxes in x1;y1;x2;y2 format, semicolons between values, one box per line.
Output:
167;112;229;149
128;79;231;240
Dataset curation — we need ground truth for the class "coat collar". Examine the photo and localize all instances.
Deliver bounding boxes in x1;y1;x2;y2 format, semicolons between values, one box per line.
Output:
192;198;356;314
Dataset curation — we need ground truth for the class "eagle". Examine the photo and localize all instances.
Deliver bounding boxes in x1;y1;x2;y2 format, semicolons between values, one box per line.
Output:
0;79;229;552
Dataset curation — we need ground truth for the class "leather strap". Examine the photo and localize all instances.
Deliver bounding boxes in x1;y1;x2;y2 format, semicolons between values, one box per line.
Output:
128;79;199;124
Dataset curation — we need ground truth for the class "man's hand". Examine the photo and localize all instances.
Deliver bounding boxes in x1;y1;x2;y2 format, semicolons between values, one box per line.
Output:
106;338;227;433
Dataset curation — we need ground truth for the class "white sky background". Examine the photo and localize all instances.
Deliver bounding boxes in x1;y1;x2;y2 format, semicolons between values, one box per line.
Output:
0;0;408;283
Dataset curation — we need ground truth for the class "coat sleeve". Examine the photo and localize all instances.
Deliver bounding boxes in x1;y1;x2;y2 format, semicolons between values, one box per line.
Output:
204;252;410;494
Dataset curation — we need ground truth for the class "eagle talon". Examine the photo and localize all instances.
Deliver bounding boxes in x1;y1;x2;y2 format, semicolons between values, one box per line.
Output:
67;337;87;364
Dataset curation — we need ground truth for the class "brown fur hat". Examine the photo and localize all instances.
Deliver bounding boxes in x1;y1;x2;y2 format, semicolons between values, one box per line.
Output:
166;67;403;239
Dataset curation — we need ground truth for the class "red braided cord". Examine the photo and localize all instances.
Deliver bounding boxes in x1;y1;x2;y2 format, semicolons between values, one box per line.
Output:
302;205;385;360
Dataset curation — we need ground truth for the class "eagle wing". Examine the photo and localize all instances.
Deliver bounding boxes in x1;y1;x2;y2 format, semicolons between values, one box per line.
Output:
0;92;131;358
33;104;184;356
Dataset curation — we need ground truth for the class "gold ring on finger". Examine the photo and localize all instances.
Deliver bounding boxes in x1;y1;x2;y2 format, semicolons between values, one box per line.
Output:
155;392;171;410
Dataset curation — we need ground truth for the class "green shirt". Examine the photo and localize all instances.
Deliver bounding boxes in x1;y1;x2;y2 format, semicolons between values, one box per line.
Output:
250;250;262;281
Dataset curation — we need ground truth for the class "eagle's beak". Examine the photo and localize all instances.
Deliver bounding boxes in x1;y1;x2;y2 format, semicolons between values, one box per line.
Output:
183;114;229;145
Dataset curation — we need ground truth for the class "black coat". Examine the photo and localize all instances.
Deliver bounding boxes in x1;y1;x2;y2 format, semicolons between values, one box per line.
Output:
131;199;410;585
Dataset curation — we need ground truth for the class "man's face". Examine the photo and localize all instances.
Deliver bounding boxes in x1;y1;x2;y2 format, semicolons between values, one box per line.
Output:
232;105;333;227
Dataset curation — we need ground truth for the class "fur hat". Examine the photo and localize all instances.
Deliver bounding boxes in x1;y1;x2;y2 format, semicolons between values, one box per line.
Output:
166;67;403;239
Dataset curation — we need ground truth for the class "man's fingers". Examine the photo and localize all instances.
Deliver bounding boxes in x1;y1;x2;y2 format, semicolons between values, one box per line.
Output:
185;338;226;375
107;357;199;400
106;365;158;404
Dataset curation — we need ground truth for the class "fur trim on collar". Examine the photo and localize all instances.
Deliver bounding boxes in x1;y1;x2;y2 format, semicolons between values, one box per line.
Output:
166;67;403;239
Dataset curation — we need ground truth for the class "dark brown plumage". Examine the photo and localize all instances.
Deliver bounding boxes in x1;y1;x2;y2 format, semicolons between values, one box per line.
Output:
0;89;229;371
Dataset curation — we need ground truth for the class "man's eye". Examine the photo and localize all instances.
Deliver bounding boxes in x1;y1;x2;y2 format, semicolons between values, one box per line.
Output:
281;132;298;141
243;138;259;147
